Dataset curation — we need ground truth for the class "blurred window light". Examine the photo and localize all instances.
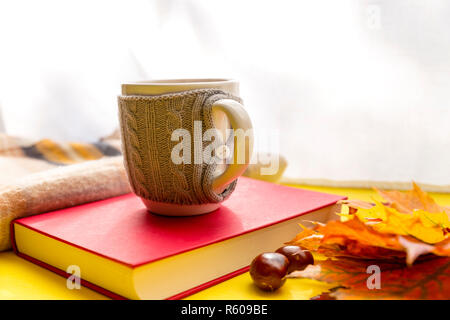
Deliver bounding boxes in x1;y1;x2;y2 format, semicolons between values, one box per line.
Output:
0;0;449;184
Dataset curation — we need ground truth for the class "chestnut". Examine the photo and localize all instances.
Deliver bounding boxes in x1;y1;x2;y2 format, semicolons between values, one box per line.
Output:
249;252;289;291
275;245;314;273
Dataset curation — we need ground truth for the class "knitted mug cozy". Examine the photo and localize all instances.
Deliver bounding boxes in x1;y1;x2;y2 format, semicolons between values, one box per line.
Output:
118;89;242;205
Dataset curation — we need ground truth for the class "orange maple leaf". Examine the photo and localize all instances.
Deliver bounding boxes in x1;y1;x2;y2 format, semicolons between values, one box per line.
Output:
288;183;450;299
331;184;450;263
375;182;449;215
288;218;408;261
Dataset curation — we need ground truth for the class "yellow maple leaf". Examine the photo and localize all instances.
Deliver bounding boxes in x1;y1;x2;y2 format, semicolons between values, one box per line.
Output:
293;183;450;265
341;184;450;244
414;210;450;229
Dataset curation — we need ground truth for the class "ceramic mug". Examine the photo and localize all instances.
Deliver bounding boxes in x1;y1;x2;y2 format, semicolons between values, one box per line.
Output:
119;79;253;216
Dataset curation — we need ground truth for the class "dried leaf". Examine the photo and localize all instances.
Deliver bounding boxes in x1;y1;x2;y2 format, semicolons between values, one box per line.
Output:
398;236;434;266
338;199;374;210
351;202;449;244
375;182;449;215
288;183;450;299
287;223;323;251
292;257;450;300
290;218;406;260
292;184;450;265
433;238;450;256
336;185;450;260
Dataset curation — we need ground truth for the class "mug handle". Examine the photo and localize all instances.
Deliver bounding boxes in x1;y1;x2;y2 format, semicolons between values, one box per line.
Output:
211;99;253;194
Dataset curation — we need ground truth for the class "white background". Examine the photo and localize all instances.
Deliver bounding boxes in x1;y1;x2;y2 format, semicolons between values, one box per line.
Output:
0;0;449;185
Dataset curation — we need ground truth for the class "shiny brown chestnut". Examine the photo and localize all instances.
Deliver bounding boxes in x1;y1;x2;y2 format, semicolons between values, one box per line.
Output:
249;252;289;291
275;245;314;273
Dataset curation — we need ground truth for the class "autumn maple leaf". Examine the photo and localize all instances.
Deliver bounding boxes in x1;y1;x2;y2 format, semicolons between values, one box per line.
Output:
329;184;450;264
375;182;450;216
290;257;450;300
287;183;450;300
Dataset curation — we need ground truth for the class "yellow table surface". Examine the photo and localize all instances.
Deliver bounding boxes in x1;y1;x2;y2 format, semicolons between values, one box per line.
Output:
1;185;449;300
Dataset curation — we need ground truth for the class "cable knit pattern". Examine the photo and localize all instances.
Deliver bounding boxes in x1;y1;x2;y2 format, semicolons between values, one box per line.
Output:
118;89;242;205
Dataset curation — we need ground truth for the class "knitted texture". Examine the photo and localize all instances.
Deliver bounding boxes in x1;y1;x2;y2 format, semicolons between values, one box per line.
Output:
118;89;242;205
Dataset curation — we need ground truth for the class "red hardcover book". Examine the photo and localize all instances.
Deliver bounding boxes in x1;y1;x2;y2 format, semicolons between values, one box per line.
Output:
11;177;345;299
